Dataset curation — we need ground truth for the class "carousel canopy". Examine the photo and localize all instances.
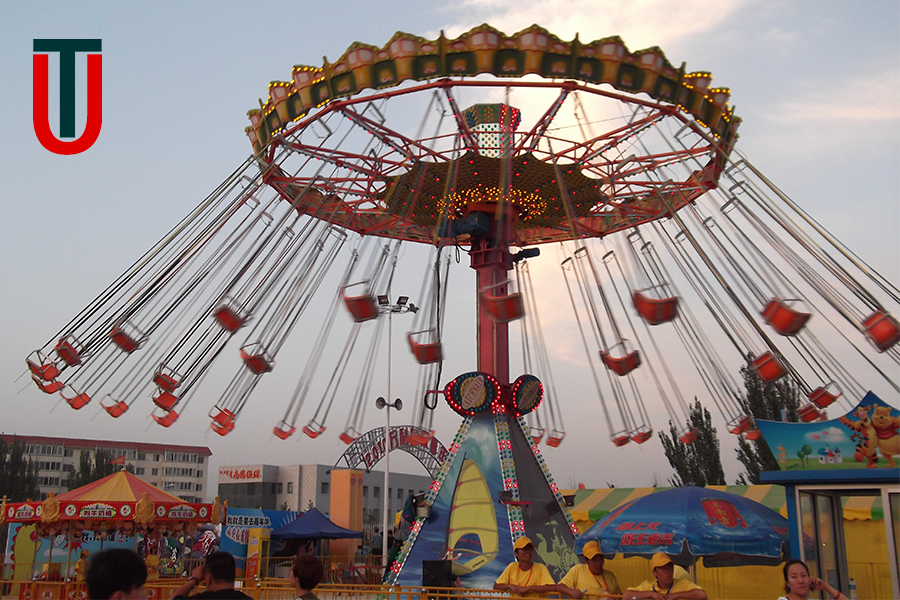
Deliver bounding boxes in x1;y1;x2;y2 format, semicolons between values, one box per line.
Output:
57;469;184;504
2;469;217;525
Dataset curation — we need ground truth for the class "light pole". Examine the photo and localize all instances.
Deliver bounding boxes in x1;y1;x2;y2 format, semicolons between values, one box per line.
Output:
375;294;416;566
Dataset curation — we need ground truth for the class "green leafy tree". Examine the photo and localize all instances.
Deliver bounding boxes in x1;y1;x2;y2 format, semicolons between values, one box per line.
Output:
0;437;40;501
0;437;40;544
735;360;801;484
69;448;134;489
658;399;727;487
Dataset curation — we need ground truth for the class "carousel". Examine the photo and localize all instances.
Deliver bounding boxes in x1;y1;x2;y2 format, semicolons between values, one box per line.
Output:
2;470;223;592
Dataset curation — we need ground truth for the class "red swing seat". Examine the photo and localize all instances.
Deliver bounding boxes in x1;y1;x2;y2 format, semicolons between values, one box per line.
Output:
728;415;752;435
339;427;362;445
679;428;698;444
273;421;296;440
751;352;787;384
153;390;179;412
744;429;762;441
27;353;60;381
342;282;379;322
611;430;631;447
32;377;65;394
547;429;565;447
798;403;822;423
101;397;129;418
152;410;179;427
599;344;641;376
153;368;180;393
302;420;327;439
528;427;545;445
211;420;235;436
60;386;90;410
109;322;147;353
213;301;249;333
862;310;900;352
54;337;84;366
631;427;653;444
808;384;841;409
407;331;443;364
407;429;434;446
762;298;810;336
480;290;525;323
211;407;236;427
632;290;679;325
240;343;274;374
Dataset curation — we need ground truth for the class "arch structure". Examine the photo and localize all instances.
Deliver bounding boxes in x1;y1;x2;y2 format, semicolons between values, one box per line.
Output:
333;425;448;479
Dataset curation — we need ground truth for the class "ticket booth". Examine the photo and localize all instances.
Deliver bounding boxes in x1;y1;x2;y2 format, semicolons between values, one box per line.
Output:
758;392;900;600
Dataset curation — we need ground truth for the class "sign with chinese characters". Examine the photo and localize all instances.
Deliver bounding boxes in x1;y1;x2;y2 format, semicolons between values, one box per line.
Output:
219;467;263;482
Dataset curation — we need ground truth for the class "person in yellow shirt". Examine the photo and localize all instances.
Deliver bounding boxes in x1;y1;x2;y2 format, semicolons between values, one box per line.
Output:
624;553;706;600
493;536;557;598
557;540;621;598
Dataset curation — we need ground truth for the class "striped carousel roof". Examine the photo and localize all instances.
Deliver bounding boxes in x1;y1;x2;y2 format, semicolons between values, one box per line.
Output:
56;469;184;504
564;485;884;524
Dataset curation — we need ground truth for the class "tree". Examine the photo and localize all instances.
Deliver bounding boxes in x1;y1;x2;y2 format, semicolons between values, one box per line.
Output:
0;437;40;501
734;360;801;484
658;399;726;487
69;448;134;489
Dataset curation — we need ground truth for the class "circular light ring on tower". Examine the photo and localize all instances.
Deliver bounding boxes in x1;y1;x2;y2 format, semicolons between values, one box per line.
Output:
512;374;543;415
443;371;500;416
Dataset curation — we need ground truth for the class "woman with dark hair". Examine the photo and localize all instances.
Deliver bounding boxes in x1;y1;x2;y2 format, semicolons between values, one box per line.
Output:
290;554;325;600
778;559;848;600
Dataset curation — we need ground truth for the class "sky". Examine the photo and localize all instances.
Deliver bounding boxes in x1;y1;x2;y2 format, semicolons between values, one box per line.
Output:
1;1;898;499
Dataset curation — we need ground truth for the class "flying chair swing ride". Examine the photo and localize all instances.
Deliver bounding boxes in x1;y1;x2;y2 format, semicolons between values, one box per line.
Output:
25;24;899;587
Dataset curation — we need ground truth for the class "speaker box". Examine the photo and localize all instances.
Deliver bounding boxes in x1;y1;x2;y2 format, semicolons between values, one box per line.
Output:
422;560;454;587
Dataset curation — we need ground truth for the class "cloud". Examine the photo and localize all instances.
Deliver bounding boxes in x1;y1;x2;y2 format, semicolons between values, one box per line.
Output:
805;426;848;444
765;74;900;124
440;0;751;51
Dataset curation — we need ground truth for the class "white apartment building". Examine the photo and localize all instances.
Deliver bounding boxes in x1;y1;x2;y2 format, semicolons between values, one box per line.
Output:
2;434;211;503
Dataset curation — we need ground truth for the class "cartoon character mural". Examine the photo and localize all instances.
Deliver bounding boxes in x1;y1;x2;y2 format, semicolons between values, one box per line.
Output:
756;392;899;471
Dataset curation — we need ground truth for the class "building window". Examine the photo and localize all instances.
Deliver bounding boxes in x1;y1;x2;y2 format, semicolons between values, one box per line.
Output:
154;454;160;461
363;486;368;498
151;468;158;476
320;482;329;495
198;456;204;464
277;482;283;494
197;470;203;478
287;481;293;494
135;467;145;475
373;487;380;499
64;449;73;457
196;484;202;491
138;453;146;461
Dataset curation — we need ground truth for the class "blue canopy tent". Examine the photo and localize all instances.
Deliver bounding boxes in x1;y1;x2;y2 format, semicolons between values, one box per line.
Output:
270;507;363;540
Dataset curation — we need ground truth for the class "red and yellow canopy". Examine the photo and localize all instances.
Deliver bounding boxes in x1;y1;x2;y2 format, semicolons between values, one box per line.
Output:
1;470;221;530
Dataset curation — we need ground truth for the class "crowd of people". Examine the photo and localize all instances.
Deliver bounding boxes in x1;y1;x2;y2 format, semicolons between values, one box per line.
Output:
82;548;324;600
79;536;847;600
493;536;703;600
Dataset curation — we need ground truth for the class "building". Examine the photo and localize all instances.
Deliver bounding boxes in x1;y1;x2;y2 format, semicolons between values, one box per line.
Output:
1;434;211;503
218;464;431;523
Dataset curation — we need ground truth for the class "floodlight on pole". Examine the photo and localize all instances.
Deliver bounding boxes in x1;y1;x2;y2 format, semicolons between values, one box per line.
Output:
374;294;414;566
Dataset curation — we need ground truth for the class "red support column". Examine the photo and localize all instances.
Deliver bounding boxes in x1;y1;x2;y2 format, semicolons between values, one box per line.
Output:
469;209;516;386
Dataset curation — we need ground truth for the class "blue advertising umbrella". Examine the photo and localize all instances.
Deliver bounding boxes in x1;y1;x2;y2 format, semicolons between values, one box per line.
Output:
576;487;789;567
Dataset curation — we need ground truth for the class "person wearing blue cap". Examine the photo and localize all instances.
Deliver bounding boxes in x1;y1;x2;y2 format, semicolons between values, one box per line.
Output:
556;541;621;598
493;536;557;598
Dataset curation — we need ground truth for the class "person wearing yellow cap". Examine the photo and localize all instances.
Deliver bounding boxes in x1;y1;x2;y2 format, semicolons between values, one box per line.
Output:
624;553;706;600
493;536;557;598
556;540;621;598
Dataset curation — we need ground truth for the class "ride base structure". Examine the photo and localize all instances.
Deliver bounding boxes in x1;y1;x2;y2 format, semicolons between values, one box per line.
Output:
385;187;580;587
